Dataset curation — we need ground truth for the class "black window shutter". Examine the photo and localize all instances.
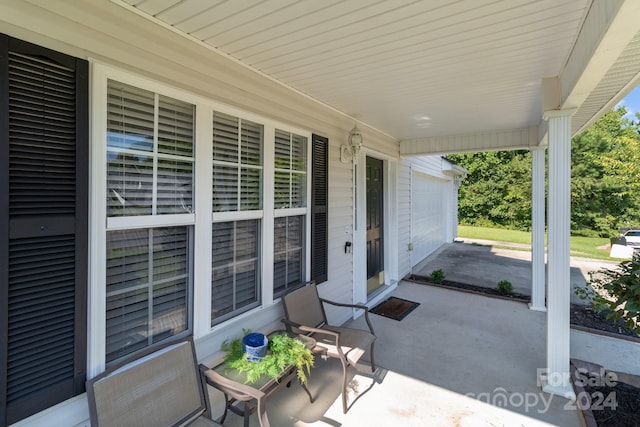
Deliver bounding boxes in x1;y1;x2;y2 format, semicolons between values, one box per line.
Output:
311;134;328;284
0;34;88;425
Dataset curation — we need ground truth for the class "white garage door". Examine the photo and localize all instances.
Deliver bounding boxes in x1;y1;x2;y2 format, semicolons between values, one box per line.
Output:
411;172;447;267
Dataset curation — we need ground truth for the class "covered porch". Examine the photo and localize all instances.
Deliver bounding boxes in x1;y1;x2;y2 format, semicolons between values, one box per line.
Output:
219;281;633;426
3;1;640;425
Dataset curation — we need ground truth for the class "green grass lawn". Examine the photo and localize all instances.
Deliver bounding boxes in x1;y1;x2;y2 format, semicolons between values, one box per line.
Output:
458;225;615;260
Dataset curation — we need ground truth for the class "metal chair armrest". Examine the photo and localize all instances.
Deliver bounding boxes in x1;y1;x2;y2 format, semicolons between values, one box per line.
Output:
319;298;365;310
281;318;341;348
318;299;376;336
280;317;301;332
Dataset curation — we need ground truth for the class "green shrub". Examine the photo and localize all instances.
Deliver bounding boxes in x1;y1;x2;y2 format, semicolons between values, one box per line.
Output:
222;332;314;384
429;269;445;284
574;254;640;335
496;280;513;295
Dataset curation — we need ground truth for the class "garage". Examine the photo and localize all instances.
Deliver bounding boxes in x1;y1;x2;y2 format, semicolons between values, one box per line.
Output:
411;172;449;267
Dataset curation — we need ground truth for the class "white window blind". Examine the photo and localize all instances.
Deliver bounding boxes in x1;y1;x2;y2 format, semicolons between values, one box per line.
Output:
211;111;263;324
273;216;304;297
107;80;194;217
104;79;194;364
212;111;262;212
105;226;191;363
274;130;306;209
211;220;260;325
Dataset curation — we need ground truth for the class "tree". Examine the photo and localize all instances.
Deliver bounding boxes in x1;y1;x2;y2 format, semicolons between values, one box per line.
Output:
571;106;640;236
448;150;532;230
450;106;640;236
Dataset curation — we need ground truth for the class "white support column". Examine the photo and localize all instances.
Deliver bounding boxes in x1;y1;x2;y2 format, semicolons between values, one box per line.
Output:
541;109;576;399
530;147;546;312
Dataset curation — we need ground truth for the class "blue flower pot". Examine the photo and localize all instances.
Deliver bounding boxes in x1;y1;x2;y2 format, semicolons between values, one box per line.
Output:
242;333;268;362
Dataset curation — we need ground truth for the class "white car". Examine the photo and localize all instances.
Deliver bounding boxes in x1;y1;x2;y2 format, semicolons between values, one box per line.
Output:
622;230;640;248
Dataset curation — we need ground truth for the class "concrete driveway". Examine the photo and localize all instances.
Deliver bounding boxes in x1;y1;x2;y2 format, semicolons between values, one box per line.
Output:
412;239;620;305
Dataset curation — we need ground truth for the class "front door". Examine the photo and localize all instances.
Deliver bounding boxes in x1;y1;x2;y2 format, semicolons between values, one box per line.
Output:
366;156;384;296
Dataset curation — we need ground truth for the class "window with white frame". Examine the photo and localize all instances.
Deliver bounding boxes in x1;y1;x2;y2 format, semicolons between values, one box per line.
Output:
105;80;194;363
95;66;313;369
273;129;307;297
211;111;263;325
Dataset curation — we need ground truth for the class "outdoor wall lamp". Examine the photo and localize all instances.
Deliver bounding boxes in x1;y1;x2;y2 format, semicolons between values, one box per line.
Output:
340;125;363;163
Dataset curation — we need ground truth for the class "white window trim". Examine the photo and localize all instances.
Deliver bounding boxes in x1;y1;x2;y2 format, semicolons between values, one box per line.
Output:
89;61;312;376
90;63;204;375
274;207;308;218
211;210;263;223
107;214;196;230
271;127;311;298
262;124;276;307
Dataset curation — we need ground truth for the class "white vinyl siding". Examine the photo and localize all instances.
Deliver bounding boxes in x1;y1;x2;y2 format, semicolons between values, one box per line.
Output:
398;156;460;275
410;168;449;267
397;160;412;278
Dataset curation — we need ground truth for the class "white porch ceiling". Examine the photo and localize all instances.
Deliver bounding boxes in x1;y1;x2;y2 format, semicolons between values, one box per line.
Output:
118;0;640;147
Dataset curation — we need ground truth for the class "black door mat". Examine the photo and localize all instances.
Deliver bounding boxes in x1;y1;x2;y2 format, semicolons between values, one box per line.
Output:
369;297;420;321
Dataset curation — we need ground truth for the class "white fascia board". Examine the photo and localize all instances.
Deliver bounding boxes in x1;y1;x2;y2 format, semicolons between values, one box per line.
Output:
572;50;640;136
559;0;640;110
540;1;640;141
399;126;539;156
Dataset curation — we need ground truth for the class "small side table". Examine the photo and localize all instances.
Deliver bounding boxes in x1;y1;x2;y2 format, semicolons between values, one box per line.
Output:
204;331;315;427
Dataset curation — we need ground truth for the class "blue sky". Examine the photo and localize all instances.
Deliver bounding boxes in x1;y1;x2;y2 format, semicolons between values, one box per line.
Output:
617;85;640;120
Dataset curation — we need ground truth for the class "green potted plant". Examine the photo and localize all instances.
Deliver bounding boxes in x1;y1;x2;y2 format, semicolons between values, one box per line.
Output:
222;331;314;384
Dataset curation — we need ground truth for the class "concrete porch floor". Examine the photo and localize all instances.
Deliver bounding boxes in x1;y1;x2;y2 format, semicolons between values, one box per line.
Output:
216;283;595;427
